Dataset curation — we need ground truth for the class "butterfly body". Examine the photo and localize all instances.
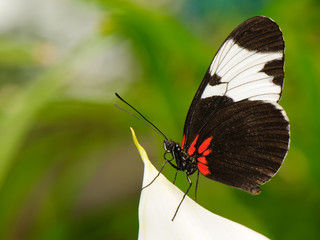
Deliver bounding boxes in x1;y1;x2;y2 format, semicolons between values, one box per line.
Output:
165;140;198;175
163;16;290;196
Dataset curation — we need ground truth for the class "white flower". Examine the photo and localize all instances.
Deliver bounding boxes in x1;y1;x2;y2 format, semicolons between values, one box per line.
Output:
130;128;269;240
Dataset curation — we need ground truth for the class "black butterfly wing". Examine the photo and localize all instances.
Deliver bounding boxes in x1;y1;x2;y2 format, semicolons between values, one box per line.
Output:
193;100;289;194
181;16;289;194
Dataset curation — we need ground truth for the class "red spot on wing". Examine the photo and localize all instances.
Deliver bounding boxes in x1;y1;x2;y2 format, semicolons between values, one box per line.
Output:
198;137;213;154
188;135;199;156
198;162;210;175
198;153;211;176
197;156;207;165
181;134;185;149
202;149;212;156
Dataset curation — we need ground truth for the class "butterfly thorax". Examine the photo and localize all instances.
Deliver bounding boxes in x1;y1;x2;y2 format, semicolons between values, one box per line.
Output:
164;140;198;175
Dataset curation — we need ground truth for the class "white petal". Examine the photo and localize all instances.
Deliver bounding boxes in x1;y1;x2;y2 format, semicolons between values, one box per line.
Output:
130;128;269;240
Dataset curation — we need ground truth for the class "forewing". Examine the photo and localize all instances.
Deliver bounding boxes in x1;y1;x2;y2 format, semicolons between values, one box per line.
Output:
183;16;285;148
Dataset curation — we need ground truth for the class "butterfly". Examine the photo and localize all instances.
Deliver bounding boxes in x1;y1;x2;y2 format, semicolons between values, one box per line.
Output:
116;16;290;220
163;16;289;209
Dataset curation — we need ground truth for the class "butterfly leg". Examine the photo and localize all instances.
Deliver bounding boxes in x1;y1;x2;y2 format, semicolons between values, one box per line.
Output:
171;174;192;221
142;159;168;189
167;159;179;184
142;157;179;190
171;170;179;184
194;170;200;202
167;160;178;170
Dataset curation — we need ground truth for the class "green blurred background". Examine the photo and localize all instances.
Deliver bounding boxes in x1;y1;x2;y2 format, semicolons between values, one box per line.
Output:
0;0;319;239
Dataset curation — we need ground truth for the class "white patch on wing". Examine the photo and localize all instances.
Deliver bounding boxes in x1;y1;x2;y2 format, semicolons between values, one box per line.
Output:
209;39;234;74
248;94;280;101
203;39;283;102
228;80;281;101
201;83;227;98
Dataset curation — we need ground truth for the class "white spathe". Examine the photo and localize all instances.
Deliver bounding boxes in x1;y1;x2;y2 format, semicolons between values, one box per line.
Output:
131;128;269;240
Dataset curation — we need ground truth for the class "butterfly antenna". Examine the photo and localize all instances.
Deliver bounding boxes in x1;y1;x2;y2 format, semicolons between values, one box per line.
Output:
115;93;168;141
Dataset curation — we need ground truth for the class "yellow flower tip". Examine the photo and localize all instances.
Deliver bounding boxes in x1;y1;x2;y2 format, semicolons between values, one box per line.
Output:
130;127;158;188
130;127;149;165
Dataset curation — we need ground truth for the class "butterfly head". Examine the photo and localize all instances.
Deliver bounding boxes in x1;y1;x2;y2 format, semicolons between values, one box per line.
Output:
163;140;177;160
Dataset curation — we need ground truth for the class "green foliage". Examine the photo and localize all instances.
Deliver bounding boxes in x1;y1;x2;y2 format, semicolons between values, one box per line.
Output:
0;0;319;239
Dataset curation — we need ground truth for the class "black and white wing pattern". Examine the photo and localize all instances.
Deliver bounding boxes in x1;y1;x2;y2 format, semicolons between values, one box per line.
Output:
181;16;290;194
